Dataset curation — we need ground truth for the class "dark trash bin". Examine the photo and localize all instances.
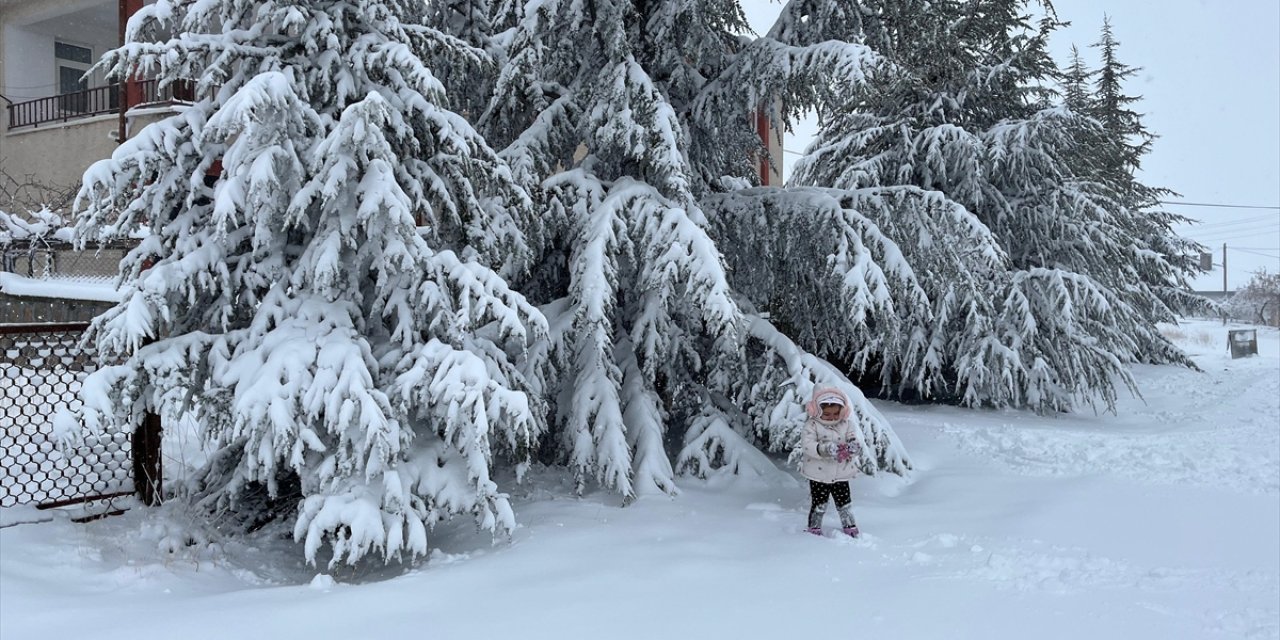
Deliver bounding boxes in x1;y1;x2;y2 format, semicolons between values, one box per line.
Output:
1228;329;1258;359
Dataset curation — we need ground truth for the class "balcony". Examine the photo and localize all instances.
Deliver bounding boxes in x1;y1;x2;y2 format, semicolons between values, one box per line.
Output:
6;79;194;131
1;77;193;209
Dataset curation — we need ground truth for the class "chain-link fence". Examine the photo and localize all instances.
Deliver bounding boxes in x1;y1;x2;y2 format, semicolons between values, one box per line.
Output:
2;242;125;280
0;239;125;323
0;323;139;508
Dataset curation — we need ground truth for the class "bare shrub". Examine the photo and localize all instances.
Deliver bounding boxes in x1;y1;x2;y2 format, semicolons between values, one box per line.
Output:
0;164;79;214
1225;269;1280;327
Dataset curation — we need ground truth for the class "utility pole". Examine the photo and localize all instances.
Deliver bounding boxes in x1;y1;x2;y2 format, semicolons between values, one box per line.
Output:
116;0;145;144
1222;243;1228;325
1222;243;1228;295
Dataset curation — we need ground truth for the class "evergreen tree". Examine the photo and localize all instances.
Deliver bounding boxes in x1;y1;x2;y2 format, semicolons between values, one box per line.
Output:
1061;45;1092;114
427;0;500;121
470;0;911;497
792;0;1198;411
1091;16;1149;177
71;0;544;566
1083;16;1206;324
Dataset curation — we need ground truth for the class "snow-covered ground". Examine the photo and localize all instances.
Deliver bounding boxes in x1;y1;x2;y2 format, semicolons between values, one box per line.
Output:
1;318;1277;640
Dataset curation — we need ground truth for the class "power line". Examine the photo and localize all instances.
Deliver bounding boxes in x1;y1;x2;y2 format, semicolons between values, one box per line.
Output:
1229;247;1280;259
1196;236;1280;247
1195;221;1280;235
1191;225;1280;242
1182;215;1279;231
1160;200;1280;210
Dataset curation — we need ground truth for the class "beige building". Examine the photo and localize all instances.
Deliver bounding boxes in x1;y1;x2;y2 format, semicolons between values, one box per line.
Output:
2;0;784;210
0;0;184;209
0;0;161;321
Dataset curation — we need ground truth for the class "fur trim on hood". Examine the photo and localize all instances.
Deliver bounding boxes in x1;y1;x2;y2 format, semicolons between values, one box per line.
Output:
805;386;852;422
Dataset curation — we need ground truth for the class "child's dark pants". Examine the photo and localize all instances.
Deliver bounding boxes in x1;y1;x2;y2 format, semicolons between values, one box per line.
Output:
808;480;856;530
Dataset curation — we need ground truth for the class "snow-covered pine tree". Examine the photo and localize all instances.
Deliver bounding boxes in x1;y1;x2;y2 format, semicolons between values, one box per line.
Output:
427;0;501;123
1084;17;1205;322
696;0;1008;404
791;0;1198;411
71;0;545;566
1090;16;1149;181
468;0;911;496
1061;45;1093;114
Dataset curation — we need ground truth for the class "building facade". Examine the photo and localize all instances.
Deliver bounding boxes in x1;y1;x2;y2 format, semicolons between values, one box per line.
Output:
2;0;785;209
0;0;184;209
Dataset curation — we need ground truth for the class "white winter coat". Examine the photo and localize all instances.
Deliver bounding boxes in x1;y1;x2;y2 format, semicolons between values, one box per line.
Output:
799;387;861;483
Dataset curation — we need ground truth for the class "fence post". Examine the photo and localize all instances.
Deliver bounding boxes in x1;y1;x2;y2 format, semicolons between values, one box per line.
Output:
132;412;163;505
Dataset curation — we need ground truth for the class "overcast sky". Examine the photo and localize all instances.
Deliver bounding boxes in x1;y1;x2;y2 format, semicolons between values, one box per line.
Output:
739;0;1280;291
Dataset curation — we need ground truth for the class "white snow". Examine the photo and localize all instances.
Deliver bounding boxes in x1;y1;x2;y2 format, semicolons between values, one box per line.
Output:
0;272;122;303
1;318;1277;640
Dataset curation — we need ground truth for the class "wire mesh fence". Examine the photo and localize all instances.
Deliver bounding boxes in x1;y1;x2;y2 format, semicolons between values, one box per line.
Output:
3;242;125;281
0;323;134;508
0;240;124;323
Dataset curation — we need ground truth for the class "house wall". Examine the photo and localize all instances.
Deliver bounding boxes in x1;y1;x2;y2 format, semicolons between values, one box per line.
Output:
2;23;53;103
766;119;783;185
0;108;171;207
0;0;170;209
1;0;117;101
3;17;117;102
753;102;784;186
2;112;116;196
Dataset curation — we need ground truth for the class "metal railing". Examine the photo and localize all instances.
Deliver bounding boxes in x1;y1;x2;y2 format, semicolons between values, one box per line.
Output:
5;78;194;131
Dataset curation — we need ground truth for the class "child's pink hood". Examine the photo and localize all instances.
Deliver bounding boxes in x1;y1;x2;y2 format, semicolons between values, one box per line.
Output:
805;386;852;421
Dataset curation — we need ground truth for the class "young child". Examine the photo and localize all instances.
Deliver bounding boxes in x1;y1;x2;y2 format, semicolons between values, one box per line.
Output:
800;386;861;537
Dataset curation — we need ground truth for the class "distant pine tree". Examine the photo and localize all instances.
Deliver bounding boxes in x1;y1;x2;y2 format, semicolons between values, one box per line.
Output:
1062;45;1093;115
1091;17;1150;178
792;0;1199;411
1083;16;1206;324
72;0;544;567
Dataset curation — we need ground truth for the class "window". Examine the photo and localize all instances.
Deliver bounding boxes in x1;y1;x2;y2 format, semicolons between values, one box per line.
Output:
55;42;93;66
55;41;93;112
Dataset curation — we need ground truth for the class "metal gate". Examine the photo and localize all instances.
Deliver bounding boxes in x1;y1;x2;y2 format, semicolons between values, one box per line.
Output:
0;323;157;511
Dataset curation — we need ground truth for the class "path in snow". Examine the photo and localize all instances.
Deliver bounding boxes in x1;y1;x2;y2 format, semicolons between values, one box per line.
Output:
929;324;1280;495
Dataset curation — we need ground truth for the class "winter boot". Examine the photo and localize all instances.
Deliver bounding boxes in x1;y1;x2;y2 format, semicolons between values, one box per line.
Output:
807;502;826;535
836;504;859;538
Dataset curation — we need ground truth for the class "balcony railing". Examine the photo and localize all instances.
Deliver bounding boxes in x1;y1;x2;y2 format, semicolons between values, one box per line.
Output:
5;79;194;131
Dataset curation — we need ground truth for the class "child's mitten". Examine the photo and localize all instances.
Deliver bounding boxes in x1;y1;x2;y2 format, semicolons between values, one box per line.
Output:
821;442;839;458
835;443;852;463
